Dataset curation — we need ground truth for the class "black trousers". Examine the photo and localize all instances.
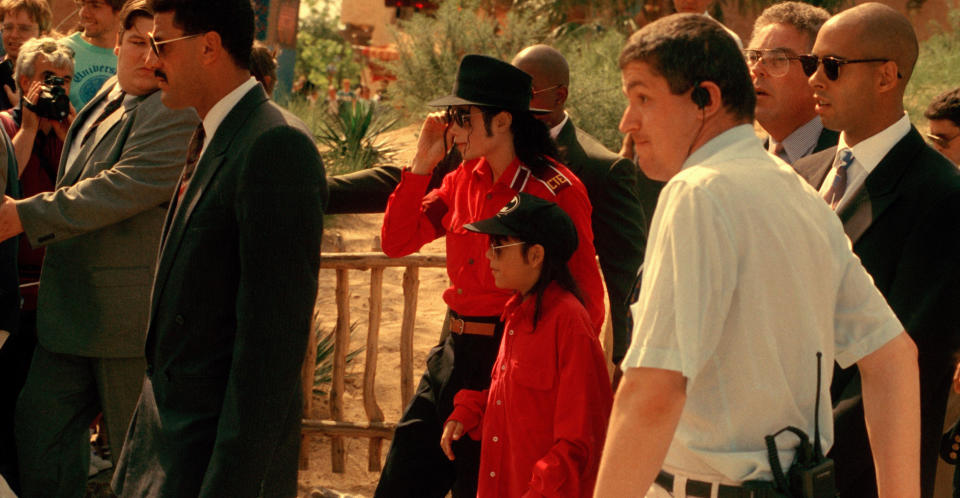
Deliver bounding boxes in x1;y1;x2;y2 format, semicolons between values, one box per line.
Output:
375;312;503;498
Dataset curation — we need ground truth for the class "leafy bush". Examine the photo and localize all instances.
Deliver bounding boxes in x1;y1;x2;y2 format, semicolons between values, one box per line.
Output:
906;8;960;126
384;0;550;119
557;24;628;151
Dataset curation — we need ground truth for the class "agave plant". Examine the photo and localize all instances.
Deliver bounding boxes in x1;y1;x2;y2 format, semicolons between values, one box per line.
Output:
314;100;399;175
313;321;364;394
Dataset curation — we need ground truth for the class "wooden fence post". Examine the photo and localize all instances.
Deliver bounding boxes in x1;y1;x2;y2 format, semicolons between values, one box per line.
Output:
399;266;419;411
330;234;349;473
364;237;386;471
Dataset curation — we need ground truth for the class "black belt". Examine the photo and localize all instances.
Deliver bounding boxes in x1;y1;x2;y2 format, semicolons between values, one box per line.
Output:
655;471;781;498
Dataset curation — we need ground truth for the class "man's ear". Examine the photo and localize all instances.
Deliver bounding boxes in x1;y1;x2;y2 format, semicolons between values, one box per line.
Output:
697;81;723;118
876;60;901;94
200;31;222;64
494;110;513;133
555;85;569;108
114;32;122;57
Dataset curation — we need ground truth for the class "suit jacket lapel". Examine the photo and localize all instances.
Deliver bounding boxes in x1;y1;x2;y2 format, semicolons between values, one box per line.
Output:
152;85;268;306
840;126;922;245
554;118;583;175
795;145;836;190
57;84;111;184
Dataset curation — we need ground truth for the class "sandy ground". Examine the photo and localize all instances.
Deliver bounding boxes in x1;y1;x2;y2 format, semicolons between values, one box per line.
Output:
297;123;448;497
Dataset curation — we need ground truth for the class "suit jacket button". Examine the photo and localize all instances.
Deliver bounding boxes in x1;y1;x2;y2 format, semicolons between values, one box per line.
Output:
175;314;185;326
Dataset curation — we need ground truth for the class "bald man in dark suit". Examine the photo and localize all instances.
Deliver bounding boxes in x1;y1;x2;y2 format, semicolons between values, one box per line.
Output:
793;5;960;496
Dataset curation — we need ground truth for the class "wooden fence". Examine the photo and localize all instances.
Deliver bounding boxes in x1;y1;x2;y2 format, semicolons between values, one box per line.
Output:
299;245;446;473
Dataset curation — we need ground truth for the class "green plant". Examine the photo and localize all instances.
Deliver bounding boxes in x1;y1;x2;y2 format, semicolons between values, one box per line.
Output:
295;0;362;89
905;7;960;127
309;100;400;175
385;0;549;118
556;24;628;151
313;321;365;394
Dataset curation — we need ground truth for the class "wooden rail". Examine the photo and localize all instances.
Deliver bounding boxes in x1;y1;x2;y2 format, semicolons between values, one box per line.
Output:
300;241;446;473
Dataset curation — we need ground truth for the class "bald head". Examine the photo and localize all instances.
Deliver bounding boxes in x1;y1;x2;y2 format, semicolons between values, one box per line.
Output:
512;45;570;87
512;44;570;127
825;2;918;84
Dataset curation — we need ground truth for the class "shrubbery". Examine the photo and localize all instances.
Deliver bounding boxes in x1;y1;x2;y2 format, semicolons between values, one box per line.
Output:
385;0;627;151
906;7;960;125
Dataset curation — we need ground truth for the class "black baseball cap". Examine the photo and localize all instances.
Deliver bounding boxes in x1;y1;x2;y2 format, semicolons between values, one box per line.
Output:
428;54;550;114
463;193;578;263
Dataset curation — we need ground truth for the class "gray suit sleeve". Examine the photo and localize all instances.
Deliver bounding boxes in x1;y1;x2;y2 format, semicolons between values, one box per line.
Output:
15;94;198;247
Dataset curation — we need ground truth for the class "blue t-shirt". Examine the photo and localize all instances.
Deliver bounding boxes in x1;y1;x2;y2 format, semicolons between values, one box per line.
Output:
61;32;117;112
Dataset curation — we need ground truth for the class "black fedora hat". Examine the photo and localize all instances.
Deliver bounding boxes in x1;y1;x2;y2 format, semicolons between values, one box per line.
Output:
428;54;550;113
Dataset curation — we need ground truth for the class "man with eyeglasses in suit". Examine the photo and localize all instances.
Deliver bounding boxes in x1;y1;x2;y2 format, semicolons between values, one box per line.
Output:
924;87;960;165
746;1;838;166
792;4;960;496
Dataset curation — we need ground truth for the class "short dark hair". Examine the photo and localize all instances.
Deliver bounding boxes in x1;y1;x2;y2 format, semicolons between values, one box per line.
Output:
118;0;151;35
148;0;254;70
250;41;277;94
752;1;830;50
925;87;960;126
619;13;755;122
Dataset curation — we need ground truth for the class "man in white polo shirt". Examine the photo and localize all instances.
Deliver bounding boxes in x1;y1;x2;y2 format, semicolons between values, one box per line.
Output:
595;13;920;498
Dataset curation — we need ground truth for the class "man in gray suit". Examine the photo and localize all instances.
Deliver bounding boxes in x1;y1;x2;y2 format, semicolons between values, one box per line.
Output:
0;1;198;495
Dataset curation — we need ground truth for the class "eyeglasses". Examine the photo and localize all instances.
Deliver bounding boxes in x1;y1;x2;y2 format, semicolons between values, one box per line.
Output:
743;49;803;78
147;32;202;57
532;84;563;95
796;54;898;81
488;240;525;257
445;106;482;128
1;23;39;35
926;132;960;148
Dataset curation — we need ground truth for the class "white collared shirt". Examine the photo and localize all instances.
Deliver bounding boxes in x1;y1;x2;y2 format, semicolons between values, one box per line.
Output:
818;113;911;212
195;77;259;164
768;115;825;165
548;113;569;140
623;124;902;483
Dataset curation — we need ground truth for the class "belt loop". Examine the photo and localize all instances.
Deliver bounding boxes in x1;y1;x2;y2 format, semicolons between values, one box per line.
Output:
711;482;719;498
674;475;687;498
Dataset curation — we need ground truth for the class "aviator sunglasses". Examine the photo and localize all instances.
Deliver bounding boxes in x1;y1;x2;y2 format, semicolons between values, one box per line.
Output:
796;54;899;81
147;32;202;57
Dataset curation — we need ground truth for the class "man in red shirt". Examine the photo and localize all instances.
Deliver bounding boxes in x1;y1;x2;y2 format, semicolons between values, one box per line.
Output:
377;54;604;497
441;193;612;498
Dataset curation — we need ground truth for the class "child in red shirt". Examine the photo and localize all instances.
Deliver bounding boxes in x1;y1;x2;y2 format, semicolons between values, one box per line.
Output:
440;193;613;497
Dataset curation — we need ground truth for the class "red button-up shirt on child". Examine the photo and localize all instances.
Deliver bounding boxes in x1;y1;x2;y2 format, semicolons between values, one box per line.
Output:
447;283;613;497
381;156;604;332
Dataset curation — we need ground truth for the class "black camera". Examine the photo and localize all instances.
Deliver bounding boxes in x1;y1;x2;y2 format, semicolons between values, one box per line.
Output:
26;75;70;121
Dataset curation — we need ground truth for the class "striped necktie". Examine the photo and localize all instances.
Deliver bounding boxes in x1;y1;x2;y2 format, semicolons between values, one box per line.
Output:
823;149;854;210
81;91;126;146
177;124;206;200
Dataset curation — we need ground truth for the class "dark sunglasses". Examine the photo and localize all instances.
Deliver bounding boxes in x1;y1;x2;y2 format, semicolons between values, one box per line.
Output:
147;32;202;57
797;55;898;81
444;106;483;128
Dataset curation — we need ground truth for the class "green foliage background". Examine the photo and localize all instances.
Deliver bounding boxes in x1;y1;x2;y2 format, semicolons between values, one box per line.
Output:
905;8;960;127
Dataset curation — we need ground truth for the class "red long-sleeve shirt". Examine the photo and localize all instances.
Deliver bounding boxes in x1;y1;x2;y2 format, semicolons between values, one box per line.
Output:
448;283;613;497
381;156;604;332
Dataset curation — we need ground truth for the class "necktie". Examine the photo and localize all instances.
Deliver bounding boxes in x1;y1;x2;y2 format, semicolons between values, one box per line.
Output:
823;149;853;210
178;124;206;200
81;91;125;146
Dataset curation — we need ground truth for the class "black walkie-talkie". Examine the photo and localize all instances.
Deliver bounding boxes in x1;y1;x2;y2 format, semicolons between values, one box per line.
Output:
765;352;836;498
